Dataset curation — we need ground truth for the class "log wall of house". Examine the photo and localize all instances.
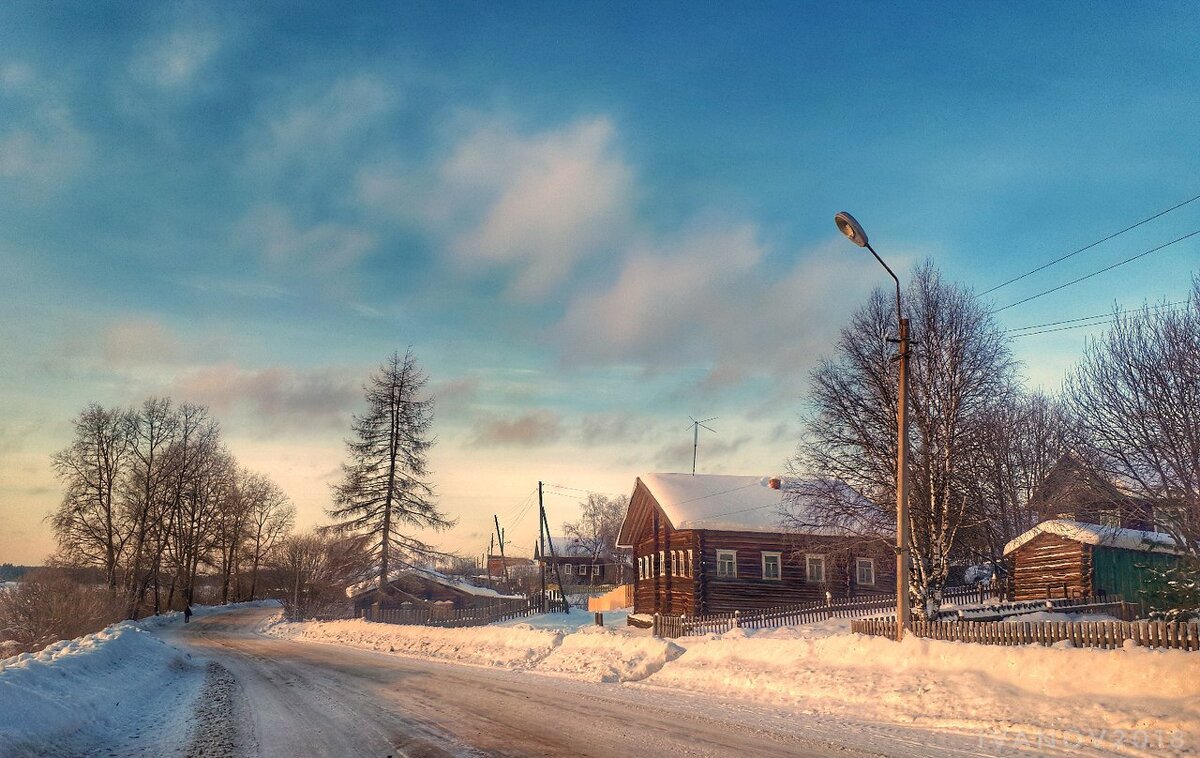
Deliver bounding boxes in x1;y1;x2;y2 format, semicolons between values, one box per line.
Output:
632;513;698;616
1011;532;1091;600
698;532;894;614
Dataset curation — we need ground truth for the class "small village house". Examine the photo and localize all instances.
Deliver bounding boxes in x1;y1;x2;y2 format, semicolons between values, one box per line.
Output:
346;566;523;614
535;535;631;587
616;473;894;617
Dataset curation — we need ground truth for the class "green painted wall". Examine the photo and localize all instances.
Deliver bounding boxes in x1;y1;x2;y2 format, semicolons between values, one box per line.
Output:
1091;547;1179;601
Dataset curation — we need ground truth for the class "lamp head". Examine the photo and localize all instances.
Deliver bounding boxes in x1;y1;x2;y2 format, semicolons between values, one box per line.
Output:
834;212;869;248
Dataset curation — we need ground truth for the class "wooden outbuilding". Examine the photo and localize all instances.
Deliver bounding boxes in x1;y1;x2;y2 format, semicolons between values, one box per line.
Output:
346;566;524;614
1003;519;1186;601
616;473;894;617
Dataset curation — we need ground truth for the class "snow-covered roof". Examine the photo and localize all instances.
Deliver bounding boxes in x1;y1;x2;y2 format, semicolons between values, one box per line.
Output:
345;566;525;600
541;535;593;558
1003;519;1188;556
633;473;859;536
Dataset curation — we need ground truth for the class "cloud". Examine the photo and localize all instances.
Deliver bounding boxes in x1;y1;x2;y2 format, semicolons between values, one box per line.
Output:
130;24;222;88
579;412;648;446
653;434;754;471
101;319;181;367
237;204;375;273
246;75;397;189
554;226;886;395
468;410;564;448
426;116;633;299
0;63;90;190
428;376;480;411
170;363;360;432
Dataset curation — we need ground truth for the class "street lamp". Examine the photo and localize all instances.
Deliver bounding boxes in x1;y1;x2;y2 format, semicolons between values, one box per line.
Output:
834;211;912;640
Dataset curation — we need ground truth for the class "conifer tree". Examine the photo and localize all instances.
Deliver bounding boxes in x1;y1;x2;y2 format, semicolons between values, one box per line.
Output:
328;349;452;590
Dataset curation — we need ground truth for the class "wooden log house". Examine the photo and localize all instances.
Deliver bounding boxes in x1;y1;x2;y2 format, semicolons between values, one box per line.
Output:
1003;520;1186;601
616;473;894;617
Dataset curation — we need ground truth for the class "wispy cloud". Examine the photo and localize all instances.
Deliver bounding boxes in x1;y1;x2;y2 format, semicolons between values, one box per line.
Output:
129;23;223;88
237;204;376;274
170;363;360;432
0;62;90;191
425;116;634;300
100;319;181;368
468;410;564;448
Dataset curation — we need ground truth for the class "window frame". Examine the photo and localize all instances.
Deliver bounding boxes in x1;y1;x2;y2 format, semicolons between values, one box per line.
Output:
805;554;826;584
855;557;875;586
716;549;737;578
761;551;782;581
592;564;602;576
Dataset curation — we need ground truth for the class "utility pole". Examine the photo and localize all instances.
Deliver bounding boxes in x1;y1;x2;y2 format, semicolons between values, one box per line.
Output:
538;481;547;611
539;497;567;612
493;515;510;583
895;316;912;641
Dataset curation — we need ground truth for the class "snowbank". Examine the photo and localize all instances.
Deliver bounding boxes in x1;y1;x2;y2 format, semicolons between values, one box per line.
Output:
265;616;564;668
0;622;203;755
266;613;679;682
0;599;281;755
643;626;1200;751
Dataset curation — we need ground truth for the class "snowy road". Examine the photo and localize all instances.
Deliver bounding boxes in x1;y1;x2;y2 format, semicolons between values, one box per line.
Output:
170;608;873;758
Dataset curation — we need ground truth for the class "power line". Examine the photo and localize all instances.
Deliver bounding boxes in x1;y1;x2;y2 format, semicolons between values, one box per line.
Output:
979;191;1200;297
1005;300;1189;334
1010;305;1188;338
992;229;1200;314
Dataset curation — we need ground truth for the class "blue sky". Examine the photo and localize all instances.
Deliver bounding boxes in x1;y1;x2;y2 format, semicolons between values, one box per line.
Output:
2;2;1199;564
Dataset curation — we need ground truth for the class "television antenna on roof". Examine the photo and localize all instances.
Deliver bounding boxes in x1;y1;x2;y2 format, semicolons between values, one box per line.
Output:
687;416;717;476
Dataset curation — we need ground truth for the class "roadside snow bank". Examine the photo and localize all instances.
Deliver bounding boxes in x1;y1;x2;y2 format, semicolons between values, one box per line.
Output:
265;617;563;668
537;625;682;682
644;627;1200;748
0;622;203;756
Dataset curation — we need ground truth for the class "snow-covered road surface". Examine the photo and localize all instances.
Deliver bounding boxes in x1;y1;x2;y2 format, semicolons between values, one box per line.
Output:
169;607;870;757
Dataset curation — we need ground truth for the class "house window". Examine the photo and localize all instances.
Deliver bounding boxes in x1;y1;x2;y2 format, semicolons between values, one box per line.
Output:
562;563;573;576
659;550;666;576
592;564;601;576
687;549;694;578
805;554;826;583
856;557;875;586
716;549;737;578
1099;509;1121;528
761;552;782;581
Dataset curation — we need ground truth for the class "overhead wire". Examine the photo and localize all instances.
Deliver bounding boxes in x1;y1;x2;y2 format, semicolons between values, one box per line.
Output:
1005;300;1189;334
979;191;1200;296
991;229;1200;314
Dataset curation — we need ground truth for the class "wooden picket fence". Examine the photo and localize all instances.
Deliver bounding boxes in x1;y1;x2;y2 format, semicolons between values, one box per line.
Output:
362;598;541;628
653;594;899;638
852;616;1200;650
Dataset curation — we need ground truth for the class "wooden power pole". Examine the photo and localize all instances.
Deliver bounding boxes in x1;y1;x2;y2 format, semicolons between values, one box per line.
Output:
493;515;510;583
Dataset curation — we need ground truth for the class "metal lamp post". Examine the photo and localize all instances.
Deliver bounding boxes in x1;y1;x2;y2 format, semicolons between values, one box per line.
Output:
834;211;912;640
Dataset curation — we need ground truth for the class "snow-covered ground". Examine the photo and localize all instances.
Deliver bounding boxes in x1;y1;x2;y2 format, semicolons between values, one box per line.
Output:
0;601;278;756
266;611;1200;755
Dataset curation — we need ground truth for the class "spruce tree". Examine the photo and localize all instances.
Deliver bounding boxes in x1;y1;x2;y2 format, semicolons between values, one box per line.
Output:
328;349;452;590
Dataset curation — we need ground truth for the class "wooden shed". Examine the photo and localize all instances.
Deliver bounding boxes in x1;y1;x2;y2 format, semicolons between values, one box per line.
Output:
616;473;893;617
346;566;525;613
1003;519;1186;601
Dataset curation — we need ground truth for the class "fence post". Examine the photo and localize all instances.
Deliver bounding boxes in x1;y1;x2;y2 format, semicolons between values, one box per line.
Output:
595;612;603;627
653;612;661;637
733;609;740;629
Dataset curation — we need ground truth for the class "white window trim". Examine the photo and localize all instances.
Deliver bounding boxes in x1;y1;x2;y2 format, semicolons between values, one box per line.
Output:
805;554;826;584
563;563;573;576
716;549;737;578
592;564;601;576
687;549;694;578
761;551;782;581
659;550;666;577
856;557;875;586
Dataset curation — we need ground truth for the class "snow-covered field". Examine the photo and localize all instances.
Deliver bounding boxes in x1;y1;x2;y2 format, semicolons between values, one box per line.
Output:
266;611;1200;755
0;601;278;756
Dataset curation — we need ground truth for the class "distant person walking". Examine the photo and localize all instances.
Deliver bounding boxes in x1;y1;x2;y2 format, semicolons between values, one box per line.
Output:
184;604;193;624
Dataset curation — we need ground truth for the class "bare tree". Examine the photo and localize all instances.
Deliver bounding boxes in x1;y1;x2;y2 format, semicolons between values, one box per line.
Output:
788;262;1018;617
50;404;132;593
275;531;369;619
328;350;453;590
121;398;180;618
242;472;295;600
562;493;629;584
959;392;1070;574
1064;281;1200;555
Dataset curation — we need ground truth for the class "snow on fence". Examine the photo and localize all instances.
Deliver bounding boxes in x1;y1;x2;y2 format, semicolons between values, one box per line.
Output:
851;615;1200;650
653;594;898;638
938;595;1137;622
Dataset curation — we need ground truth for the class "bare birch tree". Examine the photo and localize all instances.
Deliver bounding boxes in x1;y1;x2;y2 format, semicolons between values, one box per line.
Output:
563;493;629;584
242;472;295;599
328;349;453;590
788;262;1018;617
